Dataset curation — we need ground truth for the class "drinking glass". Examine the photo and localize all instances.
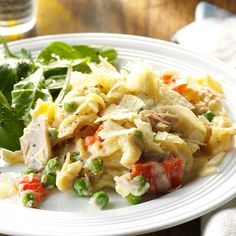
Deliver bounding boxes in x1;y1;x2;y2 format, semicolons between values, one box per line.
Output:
0;0;36;36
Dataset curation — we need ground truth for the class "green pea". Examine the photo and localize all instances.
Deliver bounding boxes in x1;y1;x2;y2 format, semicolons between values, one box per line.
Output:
203;111;215;122
126;193;141;205
21;168;37;175
22;191;35;207
133;130;143;140
64;101;78;112
42;173;56;187
45;158;58;174
73;177;91;197
48;128;59;139
134;175;148;192
132;130;143;146
130;175;149;196
88;157;103;175
89;191;109;209
70;151;80;162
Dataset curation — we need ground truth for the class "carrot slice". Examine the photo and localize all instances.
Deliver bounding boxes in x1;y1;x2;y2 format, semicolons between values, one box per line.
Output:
15;174;45;207
172;83;187;94
84;125;104;147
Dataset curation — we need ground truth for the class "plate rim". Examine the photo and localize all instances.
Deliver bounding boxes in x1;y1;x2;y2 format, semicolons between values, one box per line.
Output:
0;32;235;72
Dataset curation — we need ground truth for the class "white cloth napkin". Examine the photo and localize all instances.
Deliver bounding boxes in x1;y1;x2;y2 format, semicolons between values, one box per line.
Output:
172;2;236;235
201;198;236;236
172;2;236;69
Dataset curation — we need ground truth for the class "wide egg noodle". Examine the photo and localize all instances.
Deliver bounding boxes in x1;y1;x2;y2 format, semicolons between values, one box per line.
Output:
3;56;236;208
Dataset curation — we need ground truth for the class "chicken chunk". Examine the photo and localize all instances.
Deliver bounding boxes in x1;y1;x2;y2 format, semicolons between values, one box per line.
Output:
20;115;51;170
139;110;179;132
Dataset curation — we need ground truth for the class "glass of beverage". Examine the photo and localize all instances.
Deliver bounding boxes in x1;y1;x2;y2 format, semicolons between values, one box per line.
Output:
0;0;36;36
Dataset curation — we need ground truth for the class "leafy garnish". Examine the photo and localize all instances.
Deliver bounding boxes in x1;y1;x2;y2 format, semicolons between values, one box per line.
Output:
37;42;82;64
54;66;72;104
0;64;17;103
0;61;37;103
73;45;117;63
1;38;17;58
0;40;118;151
0;91;24;151
11;69;52;122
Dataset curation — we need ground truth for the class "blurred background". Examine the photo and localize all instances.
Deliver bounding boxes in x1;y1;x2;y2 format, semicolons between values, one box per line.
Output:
2;0;235;41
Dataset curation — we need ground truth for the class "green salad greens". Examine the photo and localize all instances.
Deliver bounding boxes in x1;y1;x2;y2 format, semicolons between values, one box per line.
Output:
0;39;117;151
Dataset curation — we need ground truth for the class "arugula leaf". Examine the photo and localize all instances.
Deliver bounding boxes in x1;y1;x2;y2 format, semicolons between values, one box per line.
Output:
12;69;52;122
72;45;100;63
45;74;66;99
0;63;17;103
99;46;117;62
1;38;34;62
20;48;33;62
17;61;37;80
37;42;118;65
0;90;10;109
1;38;18;58
44;67;67;79
73;45;117;63
37;42;82;64
0;61;37;103
0;91;24;151
54;66;72;104
43;58;91;97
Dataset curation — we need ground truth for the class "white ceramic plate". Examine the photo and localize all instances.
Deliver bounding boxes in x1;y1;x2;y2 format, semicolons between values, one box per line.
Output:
0;33;236;236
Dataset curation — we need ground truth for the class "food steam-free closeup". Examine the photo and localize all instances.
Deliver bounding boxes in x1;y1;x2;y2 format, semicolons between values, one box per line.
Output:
0;41;235;209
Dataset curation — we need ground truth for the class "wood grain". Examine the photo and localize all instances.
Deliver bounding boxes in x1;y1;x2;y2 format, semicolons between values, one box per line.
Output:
31;0;236;40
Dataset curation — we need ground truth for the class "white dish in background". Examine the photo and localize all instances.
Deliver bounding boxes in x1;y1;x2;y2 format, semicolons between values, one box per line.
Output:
0;33;236;236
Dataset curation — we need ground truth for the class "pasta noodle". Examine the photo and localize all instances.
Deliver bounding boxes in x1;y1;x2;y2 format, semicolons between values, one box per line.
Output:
1;58;236;208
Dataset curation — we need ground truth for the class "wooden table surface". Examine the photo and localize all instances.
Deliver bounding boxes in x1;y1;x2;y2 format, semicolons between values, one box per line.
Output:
2;0;236;236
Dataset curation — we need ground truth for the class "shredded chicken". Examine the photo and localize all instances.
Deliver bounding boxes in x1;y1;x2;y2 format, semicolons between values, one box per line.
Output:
139;110;179;132
20;115;51;170
189;88;224;115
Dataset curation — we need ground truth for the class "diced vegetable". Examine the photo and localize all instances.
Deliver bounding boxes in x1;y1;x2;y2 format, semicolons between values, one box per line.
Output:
132;156;183;193
42;173;56;187
14;174;45;207
172;83;187;94
88;157;104;175
22;190;35;207
84;125;104;147
130;175;149;196
64;100;78;112
203;111;215;122
114;174;149;205
131;162;157;193
160;72;187;94
44;158;58;174
133;130;143;142
89;191;109;209
162;156;183;188
160;74;176;85
73;177;92;197
48;128;59;139
126;193;141;205
21;168;37;175
70;152;80;162
41;158;58;188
